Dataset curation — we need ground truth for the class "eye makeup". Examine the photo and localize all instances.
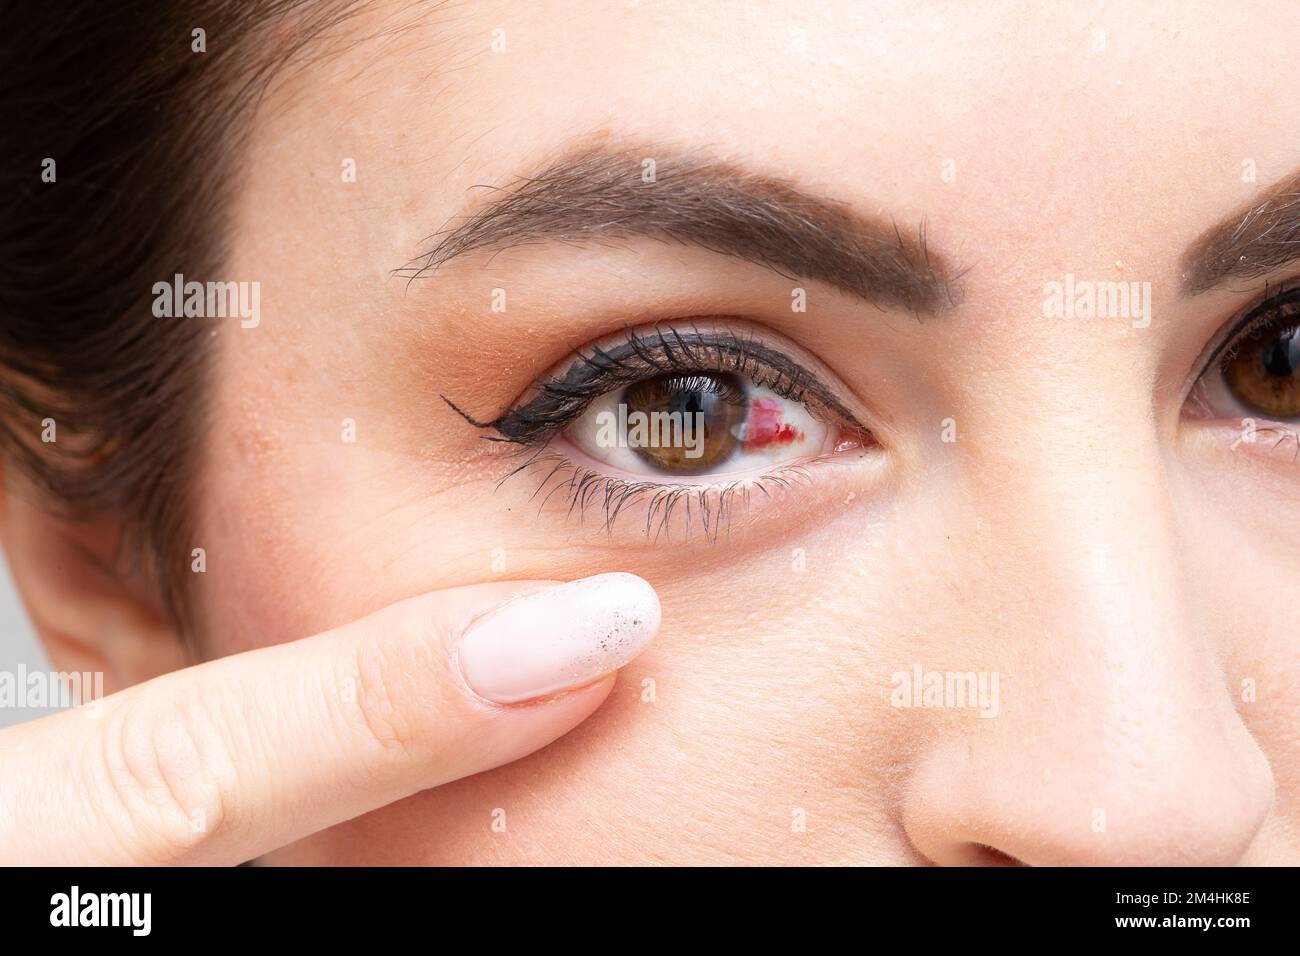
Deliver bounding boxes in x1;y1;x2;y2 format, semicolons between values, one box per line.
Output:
1186;280;1300;424
1193;281;1300;384
444;323;876;540
444;324;868;447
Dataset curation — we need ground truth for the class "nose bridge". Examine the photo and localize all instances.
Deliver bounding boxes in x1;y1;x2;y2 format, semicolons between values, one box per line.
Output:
899;383;1275;864
977;392;1190;660
997;407;1199;715
970;381;1197;674
970;388;1247;745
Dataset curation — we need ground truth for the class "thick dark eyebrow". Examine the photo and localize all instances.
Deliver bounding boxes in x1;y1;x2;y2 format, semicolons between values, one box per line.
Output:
395;142;963;314
1182;166;1300;294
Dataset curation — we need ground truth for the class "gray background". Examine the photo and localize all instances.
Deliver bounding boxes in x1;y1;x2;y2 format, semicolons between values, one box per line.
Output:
0;553;57;728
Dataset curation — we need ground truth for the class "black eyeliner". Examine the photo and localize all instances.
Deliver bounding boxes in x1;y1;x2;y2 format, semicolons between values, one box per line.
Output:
1201;281;1300;376
443;325;865;446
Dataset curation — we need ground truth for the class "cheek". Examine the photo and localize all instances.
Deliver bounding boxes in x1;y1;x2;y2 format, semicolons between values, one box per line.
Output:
193;360;926;861
263;530;919;864
194;385;402;653
193;341;490;653
196;419;315;653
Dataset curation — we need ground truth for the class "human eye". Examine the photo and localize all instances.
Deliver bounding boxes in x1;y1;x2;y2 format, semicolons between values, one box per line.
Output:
447;323;876;538
1185;283;1300;439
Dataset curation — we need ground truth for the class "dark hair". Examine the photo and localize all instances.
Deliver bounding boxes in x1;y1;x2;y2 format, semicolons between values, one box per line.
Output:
0;1;358;639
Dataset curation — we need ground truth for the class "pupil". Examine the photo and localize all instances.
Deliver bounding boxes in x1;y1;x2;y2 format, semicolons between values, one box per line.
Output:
621;373;745;474
668;383;709;418
1261;330;1299;378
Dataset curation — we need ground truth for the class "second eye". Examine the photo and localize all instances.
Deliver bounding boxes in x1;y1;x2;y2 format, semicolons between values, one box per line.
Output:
564;372;831;478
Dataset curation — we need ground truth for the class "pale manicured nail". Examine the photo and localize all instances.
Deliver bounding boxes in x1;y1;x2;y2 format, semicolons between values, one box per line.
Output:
457;573;661;704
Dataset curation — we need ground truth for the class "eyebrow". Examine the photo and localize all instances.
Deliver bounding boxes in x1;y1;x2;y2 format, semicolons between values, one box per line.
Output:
1183;166;1300;294
395;141;963;314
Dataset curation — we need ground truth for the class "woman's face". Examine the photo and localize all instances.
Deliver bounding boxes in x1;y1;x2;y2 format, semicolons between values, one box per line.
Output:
197;0;1297;864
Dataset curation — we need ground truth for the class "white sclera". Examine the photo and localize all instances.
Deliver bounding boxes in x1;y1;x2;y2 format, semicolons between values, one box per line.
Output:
566;379;828;478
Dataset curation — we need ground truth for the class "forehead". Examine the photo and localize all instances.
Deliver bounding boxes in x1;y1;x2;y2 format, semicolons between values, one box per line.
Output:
247;1;1300;290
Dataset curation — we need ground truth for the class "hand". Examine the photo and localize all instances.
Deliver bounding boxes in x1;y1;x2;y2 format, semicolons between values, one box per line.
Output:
0;573;659;865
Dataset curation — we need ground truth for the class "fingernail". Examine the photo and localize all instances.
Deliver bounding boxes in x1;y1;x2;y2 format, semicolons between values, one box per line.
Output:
457;573;661;704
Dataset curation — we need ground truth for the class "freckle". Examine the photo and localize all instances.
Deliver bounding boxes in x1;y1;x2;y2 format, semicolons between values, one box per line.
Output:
234;400;277;468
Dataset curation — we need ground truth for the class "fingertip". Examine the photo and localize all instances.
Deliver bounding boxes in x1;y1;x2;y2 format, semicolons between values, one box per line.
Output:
456;572;661;705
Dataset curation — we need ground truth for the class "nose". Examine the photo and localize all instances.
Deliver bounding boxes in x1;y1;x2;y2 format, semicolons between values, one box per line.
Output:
899;407;1274;866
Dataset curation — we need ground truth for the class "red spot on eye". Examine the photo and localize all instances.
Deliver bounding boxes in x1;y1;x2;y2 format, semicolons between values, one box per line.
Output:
743;398;803;450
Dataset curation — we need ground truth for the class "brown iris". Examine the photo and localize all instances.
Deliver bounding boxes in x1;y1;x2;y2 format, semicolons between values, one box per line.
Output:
621;373;746;474
1223;323;1300;417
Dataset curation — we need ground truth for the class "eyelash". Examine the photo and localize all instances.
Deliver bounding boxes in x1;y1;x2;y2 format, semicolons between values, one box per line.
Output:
445;287;1300;533
444;324;868;538
1197;280;1300;381
1182;280;1300;461
503;452;818;541
445;325;864;444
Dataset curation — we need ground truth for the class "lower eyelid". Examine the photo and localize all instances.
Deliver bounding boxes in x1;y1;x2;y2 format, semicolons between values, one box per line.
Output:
492;434;879;543
473;320;886;536
552;432;822;487
1181;419;1300;481
511;451;815;538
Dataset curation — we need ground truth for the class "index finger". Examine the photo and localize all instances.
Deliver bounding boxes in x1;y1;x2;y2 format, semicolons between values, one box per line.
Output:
0;573;660;865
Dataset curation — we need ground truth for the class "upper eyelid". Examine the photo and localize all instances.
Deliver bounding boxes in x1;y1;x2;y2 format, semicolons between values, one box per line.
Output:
450;325;868;446
556;330;806;404
1197;282;1300;377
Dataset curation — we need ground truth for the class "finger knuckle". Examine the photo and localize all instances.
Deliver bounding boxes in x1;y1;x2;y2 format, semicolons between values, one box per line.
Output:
95;697;230;864
344;637;425;760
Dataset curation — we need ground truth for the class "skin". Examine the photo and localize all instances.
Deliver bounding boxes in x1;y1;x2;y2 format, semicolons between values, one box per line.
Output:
6;0;1300;864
